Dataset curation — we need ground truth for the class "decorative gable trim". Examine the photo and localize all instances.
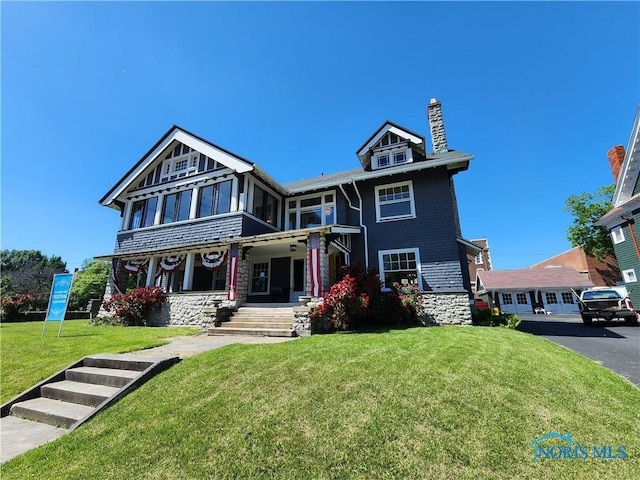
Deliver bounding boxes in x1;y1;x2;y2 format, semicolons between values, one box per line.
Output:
100;126;255;208
613;104;640;207
357;121;424;158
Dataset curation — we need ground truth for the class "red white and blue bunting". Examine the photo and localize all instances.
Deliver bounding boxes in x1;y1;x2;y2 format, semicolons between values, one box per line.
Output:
124;259;148;273
159;255;185;272
228;244;239;301
200;251;226;270
308;232;322;296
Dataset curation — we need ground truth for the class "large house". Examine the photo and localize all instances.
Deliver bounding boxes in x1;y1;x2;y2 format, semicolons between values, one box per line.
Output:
597;104;640;307
98;99;481;331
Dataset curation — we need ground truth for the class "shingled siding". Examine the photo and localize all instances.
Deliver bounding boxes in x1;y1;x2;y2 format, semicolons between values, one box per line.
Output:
113;214;276;255
358;168;465;291
612;218;640;307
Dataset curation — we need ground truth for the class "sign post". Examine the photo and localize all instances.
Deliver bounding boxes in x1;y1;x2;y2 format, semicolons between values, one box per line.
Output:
42;273;74;337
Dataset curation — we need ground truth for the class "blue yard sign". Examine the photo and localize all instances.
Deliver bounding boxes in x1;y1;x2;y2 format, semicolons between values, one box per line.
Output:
42;273;74;337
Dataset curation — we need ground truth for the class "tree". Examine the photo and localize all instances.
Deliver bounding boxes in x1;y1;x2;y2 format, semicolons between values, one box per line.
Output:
565;184;616;261
70;259;109;310
0;250;67;298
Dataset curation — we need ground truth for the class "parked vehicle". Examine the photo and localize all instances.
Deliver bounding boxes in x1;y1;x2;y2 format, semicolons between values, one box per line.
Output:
577;287;639;326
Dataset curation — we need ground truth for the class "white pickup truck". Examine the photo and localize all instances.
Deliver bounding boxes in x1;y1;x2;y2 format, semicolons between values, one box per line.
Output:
578;287;639;326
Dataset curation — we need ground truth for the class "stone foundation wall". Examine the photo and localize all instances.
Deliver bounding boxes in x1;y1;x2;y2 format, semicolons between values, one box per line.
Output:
147;292;233;329
419;291;472;325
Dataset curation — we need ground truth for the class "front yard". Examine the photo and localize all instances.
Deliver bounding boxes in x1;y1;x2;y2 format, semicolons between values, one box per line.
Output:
1;324;639;479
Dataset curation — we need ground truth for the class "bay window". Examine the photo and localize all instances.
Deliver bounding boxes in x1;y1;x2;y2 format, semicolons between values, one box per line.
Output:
252;185;279;226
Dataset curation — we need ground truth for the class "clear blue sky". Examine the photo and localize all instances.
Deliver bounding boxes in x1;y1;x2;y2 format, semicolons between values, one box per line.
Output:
2;1;639;271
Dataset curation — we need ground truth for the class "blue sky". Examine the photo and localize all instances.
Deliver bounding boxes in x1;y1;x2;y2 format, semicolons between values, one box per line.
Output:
2;1;639;271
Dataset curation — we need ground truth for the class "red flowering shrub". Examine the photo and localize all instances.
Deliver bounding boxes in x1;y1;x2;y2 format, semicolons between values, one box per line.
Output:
0;293;36;321
101;286;167;326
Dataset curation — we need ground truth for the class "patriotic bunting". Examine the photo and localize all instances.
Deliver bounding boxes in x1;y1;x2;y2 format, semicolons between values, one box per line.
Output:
309;232;322;296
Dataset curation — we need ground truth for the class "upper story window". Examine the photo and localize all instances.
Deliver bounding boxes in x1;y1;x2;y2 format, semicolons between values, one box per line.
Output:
252;185;279;226
371;132;412;170
375;181;416;222
287;192;335;230
161;144;198;182
162;190;192;224
129;197;158;229
474;252;483;265
197;180;233;218
612;226;625;244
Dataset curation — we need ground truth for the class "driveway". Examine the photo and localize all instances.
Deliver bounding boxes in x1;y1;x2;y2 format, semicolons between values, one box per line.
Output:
517;313;640;387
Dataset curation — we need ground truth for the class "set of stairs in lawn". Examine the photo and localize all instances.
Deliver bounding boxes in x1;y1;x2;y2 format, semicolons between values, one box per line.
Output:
209;303;296;337
2;354;177;430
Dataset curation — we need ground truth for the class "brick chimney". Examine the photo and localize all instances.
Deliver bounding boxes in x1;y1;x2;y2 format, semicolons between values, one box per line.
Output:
427;98;448;153
607;145;625;182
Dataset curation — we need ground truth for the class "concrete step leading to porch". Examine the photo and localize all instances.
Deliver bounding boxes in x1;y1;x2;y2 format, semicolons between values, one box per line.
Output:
208;304;296;337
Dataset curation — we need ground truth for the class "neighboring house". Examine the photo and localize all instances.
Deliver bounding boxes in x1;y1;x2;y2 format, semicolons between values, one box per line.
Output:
597;104;640;308
468;238;492;298
98;98;481;328
529;246;621;287
476;267;594;314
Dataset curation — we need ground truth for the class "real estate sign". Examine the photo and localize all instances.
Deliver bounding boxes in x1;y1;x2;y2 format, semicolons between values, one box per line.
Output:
42;273;74;337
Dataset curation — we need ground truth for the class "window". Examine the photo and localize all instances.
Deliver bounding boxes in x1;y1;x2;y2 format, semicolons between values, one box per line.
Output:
375;181;415;221
561;292;574;304
287;192;335;230
252;185;279;226
623;269;637;283
378;154;390;167
545;292;558;304
192;262;227;291
612;226;625;244
501;293;513;304
128;197;158;229
161;143;198;181
251;262;269;293
379;248;421;289
474;252;483;265
197;180;232;218
162;190;191;224
516;293;528;304
393;151;407;164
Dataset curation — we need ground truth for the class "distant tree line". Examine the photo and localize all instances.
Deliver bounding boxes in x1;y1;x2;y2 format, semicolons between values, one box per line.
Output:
1;250;108;317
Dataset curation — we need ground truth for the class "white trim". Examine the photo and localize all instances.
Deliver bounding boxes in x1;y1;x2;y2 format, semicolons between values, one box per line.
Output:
613;104;640;207
372;146;414;171
378;247;422;290
623;268;637;283
611;225;625;244
357;124;423;157
101;128;253;207
286;190;336;230
374;180;416;222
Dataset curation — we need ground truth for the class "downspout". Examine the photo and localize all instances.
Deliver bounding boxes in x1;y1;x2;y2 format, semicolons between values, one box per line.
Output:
339;180;369;268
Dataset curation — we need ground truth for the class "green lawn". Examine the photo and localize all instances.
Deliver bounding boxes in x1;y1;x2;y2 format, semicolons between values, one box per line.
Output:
2;326;639;479
0;320;198;403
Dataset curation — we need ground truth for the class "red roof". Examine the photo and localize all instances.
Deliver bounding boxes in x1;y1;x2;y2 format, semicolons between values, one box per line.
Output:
477;267;594;291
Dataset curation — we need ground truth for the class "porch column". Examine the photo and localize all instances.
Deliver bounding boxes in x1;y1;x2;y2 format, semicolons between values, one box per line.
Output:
146;257;157;287
182;253;195;291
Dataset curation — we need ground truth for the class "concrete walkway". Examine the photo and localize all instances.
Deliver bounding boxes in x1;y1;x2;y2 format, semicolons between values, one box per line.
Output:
1;334;297;464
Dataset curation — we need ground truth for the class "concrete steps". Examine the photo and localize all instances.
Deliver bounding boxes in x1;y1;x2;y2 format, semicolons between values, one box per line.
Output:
209;304;296;337
2;354;178;431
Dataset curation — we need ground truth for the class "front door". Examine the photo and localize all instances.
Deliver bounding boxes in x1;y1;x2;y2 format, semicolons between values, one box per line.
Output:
270;257;291;303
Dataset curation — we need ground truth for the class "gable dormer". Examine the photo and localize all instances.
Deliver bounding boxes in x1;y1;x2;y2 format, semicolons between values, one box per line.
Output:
100;125;256;210
356;122;425;171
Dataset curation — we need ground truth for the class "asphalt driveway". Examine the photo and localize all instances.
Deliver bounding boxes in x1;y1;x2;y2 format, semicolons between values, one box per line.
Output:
517;313;640;387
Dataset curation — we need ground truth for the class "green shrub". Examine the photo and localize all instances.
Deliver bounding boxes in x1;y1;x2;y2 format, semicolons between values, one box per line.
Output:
310;263;422;331
472;309;520;329
0;294;36;322
101;286;167;326
88;315;126;327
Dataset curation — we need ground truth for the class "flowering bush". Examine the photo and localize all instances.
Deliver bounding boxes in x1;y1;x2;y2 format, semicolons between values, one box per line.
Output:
309;263;423;331
0;293;36;321
101;286;167;326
